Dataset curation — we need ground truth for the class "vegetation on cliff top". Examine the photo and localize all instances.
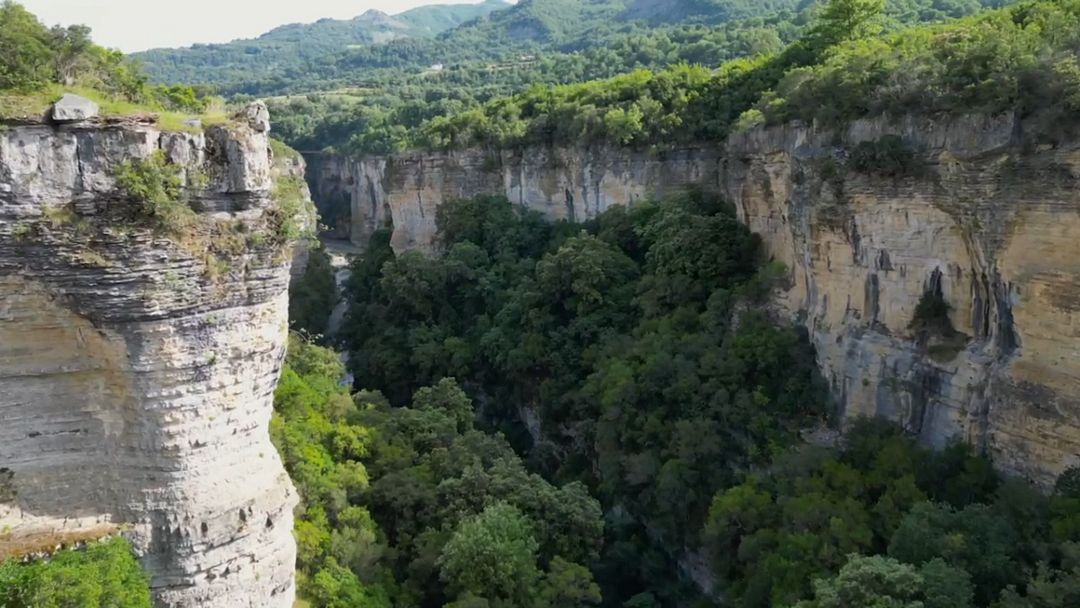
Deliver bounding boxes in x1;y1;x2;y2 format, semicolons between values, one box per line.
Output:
0;1;222;128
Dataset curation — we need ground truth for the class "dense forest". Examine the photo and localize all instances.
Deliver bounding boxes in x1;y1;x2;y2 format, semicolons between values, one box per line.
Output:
181;0;1014;155
280;192;1080;607
261;0;1079;156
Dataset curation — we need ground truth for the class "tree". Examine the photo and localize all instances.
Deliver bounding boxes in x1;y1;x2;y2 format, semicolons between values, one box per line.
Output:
536;557;601;608
310;558;391;608
996;563;1080;608
794;554;923;608
438;503;541;604
795;554;976;608
602;106;645;145
919;558;975;608
804;0;886;53
48;24;93;85
411;377;474;433
888;502;1019;604
0;1;54;89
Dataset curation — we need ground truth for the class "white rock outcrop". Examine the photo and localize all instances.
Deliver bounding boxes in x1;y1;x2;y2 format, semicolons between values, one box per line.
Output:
0;103;302;607
51;93;100;122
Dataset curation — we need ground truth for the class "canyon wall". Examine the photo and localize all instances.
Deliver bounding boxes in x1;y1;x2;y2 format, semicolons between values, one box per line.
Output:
308;145;721;251
314;114;1080;484
0;103;304;606
725;114;1080;485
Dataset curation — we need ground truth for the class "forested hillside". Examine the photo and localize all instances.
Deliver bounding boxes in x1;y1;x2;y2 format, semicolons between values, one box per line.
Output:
133;0;510;89
242;0;1011;154
137;0;1010;96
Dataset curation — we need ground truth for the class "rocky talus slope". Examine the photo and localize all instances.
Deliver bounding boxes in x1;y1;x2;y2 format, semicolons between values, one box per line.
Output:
314;114;1080;484
0;101;305;606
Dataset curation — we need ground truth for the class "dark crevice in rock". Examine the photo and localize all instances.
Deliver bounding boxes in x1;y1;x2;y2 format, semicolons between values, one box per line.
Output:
864;273;881;326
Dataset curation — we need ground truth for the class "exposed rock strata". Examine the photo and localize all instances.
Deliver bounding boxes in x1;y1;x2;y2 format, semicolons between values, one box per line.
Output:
315;114;1080;484
724;114;1080;485
0;103;301;607
307;146;720;251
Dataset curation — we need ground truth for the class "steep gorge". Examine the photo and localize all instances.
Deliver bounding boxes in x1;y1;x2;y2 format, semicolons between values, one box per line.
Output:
310;113;1080;485
0;103;306;606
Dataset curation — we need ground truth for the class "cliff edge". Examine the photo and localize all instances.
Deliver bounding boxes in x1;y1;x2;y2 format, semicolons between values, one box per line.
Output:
0;101;305;606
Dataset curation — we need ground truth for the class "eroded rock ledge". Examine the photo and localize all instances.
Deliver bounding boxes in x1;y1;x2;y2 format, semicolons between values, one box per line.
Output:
0;102;302;607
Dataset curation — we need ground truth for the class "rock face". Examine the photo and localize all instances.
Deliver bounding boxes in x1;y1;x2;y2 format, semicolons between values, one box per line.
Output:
724;114;1080;485
307;145;720;251
314;114;1080;484
0;103;303;606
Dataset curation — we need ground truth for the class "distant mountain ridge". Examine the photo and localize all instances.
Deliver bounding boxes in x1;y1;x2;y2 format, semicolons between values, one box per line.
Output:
136;0;1007;96
134;0;810;90
133;0;511;86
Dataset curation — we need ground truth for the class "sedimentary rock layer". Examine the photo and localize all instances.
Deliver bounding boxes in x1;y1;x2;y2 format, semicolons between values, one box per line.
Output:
307;145;720;251
725;114;1080;485
0;104;300;607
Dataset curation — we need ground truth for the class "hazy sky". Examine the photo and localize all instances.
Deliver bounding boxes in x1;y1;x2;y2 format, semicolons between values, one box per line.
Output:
19;0;493;52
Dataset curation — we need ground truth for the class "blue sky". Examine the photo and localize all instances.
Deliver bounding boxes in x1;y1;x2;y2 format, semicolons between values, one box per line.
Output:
20;0;493;52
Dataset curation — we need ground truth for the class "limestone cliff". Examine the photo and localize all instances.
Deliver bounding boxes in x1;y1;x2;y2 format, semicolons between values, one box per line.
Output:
308;146;720;251
724;114;1080;485
313;114;1080;484
0;102;305;606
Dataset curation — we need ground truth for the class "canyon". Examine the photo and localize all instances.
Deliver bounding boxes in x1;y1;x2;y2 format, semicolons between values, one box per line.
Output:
310;113;1080;485
0;102;307;606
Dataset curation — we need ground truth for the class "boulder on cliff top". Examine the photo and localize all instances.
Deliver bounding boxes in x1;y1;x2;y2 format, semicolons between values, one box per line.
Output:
52;94;100;123
236;102;270;133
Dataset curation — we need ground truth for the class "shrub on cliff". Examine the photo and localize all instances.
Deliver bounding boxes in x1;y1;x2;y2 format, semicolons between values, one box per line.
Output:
849;135;924;177
114;150;193;233
0;537;151;608
269;175;315;243
910;288;954;335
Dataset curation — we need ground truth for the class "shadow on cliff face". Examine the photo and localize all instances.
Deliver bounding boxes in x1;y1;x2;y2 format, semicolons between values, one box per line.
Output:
0;275;137;559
